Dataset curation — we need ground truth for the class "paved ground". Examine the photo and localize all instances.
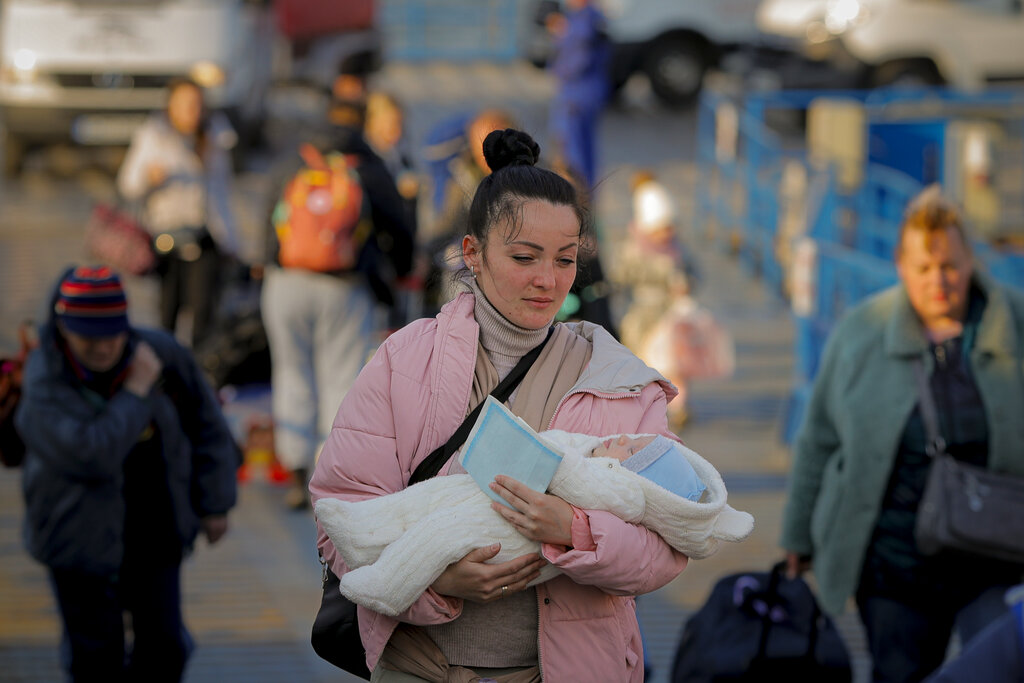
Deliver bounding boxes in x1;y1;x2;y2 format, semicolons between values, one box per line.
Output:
0;61;872;682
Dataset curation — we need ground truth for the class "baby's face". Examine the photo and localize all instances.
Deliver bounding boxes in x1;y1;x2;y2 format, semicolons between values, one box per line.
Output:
590;435;656;462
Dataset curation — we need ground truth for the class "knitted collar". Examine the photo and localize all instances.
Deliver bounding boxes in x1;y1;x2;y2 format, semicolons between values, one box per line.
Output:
460;276;549;372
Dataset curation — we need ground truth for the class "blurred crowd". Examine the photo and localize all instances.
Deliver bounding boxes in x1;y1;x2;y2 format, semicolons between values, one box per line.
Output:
3;0;1024;682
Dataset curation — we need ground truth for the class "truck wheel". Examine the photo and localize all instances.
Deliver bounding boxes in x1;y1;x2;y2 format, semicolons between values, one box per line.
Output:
872;59;944;88
644;36;708;106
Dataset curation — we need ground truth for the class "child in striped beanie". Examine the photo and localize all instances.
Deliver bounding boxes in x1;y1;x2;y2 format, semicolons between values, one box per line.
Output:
53;266;129;338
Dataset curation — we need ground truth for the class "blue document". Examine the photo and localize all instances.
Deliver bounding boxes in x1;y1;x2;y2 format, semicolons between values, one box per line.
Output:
459;396;564;508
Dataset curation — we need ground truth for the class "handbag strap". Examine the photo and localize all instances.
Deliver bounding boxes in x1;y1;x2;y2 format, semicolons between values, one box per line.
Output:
912;358;947;458
408;327;554;486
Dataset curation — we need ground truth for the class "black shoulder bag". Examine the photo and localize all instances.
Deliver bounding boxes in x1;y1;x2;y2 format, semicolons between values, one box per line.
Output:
310;329;552;678
913;358;1024;563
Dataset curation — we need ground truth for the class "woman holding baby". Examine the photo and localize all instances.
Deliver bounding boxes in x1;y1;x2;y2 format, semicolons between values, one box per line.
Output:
309;129;687;682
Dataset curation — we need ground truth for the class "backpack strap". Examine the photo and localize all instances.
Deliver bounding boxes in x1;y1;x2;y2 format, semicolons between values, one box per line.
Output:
408;327;554;486
299;143;328;171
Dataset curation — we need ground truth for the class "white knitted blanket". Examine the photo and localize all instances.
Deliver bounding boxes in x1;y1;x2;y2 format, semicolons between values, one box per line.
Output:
315;431;754;617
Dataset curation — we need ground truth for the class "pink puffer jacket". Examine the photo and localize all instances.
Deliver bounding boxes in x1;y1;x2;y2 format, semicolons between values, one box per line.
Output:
310;292;688;682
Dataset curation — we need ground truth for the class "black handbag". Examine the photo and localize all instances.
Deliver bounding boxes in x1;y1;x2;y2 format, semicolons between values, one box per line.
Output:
310;329;552;677
671;562;852;683
912;360;1024;564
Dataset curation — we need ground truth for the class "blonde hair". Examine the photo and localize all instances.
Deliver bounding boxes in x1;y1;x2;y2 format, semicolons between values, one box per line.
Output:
897;184;970;257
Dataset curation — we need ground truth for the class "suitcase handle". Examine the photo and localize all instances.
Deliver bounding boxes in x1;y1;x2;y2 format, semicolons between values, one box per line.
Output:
741;561;823;664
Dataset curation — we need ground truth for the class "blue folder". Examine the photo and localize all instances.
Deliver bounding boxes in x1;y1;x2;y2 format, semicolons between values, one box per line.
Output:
459;396;563;508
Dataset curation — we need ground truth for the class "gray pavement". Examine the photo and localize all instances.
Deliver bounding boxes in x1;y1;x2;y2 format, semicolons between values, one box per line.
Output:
1;61;870;682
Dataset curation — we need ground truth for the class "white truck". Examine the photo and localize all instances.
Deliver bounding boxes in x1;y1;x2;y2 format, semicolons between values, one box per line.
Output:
0;0;274;176
526;0;768;105
756;0;1024;88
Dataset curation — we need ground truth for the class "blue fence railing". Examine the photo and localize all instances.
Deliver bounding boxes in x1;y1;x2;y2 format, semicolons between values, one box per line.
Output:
378;0;521;61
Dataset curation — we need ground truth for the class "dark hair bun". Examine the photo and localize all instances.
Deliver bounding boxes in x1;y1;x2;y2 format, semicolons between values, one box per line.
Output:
482;129;540;173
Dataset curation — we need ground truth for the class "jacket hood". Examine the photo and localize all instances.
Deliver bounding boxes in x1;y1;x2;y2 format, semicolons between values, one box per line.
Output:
37;266;75;359
565;319;677;401
437;293;678;406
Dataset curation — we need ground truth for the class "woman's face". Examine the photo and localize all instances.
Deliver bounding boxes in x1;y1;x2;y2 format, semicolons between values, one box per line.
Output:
463;199;580;330
366;100;403;151
167;83;203;135
897;225;974;328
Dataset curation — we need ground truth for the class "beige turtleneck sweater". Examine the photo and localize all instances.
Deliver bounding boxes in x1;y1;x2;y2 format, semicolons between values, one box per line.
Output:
423;277;548;668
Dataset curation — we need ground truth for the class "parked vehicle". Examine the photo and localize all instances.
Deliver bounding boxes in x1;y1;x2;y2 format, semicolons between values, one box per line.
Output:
756;0;1024;88
0;0;274;177
526;0;767;105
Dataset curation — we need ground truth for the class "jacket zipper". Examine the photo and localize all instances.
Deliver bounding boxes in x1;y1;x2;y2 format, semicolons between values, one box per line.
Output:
546;388;641;431
536;589;546;680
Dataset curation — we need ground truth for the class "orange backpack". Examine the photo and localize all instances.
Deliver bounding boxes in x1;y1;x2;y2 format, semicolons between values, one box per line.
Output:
273;143;370;272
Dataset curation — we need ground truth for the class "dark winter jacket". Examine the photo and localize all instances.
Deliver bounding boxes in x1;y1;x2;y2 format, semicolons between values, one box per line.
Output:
16;276;240;576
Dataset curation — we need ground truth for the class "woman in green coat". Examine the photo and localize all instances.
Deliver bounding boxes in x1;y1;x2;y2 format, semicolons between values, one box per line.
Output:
780;186;1024;683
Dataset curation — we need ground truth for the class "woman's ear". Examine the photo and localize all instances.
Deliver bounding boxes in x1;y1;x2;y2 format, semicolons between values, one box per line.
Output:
462;235;481;273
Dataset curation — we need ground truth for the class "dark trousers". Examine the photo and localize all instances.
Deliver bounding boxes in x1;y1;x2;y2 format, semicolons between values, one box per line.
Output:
159;241;220;348
49;563;192;683
857;583;1011;683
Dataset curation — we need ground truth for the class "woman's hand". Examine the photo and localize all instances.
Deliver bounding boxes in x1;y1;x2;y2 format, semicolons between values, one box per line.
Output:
124;341;163;397
431;545;547;603
490;475;574;547
201;514;229;544
784;551;812;579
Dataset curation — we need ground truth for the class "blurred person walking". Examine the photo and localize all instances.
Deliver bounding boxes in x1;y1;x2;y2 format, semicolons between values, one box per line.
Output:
420;108;516;315
613;172;701;428
781;186;1024;683
117;77;241;348
262;59;414;511
546;0;611;190
550;159;619;338
15;266;240;682
365;90;423;330
365;91;420;235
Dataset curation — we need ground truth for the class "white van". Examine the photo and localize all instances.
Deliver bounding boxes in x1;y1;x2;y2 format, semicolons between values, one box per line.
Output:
756;0;1024;88
0;0;273;175
526;0;766;105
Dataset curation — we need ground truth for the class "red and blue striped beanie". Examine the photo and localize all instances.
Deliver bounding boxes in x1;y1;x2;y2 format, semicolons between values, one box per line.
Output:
54;266;129;337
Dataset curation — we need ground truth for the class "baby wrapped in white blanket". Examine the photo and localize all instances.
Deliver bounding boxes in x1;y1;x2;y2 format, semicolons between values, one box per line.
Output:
315;430;754;617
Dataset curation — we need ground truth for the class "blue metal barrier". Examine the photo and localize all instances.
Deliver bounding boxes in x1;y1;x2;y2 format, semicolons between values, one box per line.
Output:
783;241;898;443
695;83;1024;444
379;0;521;61
854;164;923;258
695;89;745;251
975;243;1024;290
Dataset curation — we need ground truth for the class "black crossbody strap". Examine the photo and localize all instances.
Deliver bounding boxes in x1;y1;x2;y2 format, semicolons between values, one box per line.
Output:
409;327;553;486
912;358;947;458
